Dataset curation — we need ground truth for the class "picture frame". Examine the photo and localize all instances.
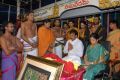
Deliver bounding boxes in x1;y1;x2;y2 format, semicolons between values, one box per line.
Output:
17;55;64;80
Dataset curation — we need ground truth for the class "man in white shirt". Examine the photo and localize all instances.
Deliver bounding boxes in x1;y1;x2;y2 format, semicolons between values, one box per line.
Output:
63;29;84;66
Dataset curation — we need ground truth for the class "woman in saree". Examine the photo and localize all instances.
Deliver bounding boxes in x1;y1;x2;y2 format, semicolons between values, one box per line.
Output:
0;21;23;80
83;33;109;80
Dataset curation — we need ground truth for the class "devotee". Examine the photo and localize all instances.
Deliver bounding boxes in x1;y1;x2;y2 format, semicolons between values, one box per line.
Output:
16;15;24;75
68;20;76;28
90;16;107;42
107;20;120;75
66;20;79;40
38;19;55;56
79;21;90;53
52;19;64;58
83;33;109;80
0;21;23;80
63;22;69;40
63;29;84;66
21;11;38;60
63;22;69;31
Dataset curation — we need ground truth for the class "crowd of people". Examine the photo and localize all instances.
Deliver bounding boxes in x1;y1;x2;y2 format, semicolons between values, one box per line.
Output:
0;11;120;80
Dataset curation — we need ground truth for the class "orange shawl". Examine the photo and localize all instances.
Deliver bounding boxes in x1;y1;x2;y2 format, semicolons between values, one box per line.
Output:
38;26;55;56
107;29;120;60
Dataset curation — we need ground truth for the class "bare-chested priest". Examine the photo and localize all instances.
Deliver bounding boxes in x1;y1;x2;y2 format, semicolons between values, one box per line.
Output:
21;11;38;59
52;19;64;58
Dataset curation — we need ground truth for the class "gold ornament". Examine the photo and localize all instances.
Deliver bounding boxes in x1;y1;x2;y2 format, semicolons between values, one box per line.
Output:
99;0;111;9
53;3;59;17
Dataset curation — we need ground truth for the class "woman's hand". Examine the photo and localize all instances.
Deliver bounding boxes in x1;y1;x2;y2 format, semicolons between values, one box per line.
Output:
84;55;93;69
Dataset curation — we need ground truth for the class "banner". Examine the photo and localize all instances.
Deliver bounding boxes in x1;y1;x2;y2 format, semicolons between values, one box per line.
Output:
99;0;120;9
34;0;120;21
34;6;53;21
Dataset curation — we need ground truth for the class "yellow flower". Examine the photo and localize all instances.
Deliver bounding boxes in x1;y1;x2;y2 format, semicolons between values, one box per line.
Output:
64;59;79;70
72;62;79;70
87;17;94;23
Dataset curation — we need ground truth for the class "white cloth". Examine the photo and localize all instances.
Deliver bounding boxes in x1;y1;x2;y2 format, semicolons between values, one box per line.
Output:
63;38;84;65
23;36;38;60
16;28;21;39
53;37;64;58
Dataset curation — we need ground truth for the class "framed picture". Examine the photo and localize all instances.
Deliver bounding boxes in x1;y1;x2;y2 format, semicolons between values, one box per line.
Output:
18;55;64;80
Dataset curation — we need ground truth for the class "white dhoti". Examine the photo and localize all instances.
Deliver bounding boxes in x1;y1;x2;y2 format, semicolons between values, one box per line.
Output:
23;36;38;60
16;28;21;39
53;37;64;58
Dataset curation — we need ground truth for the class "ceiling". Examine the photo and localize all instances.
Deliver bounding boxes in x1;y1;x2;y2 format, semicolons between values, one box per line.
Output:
0;0;61;10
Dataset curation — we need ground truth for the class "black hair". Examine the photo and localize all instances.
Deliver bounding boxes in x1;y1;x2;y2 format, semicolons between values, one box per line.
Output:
54;19;61;27
26;10;34;14
110;20;119;28
70;29;78;36
80;21;87;25
63;22;67;24
3;21;13;27
90;33;99;40
44;19;51;23
63;22;68;26
81;21;87;25
22;11;33;22
68;19;75;23
63;22;69;28
54;19;60;22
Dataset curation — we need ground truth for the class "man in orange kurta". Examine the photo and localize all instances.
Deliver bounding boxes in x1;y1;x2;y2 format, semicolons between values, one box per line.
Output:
38;20;55;56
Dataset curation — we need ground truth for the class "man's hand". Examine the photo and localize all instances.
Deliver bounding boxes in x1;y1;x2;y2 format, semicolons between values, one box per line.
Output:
68;42;73;51
9;46;16;51
31;43;37;48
